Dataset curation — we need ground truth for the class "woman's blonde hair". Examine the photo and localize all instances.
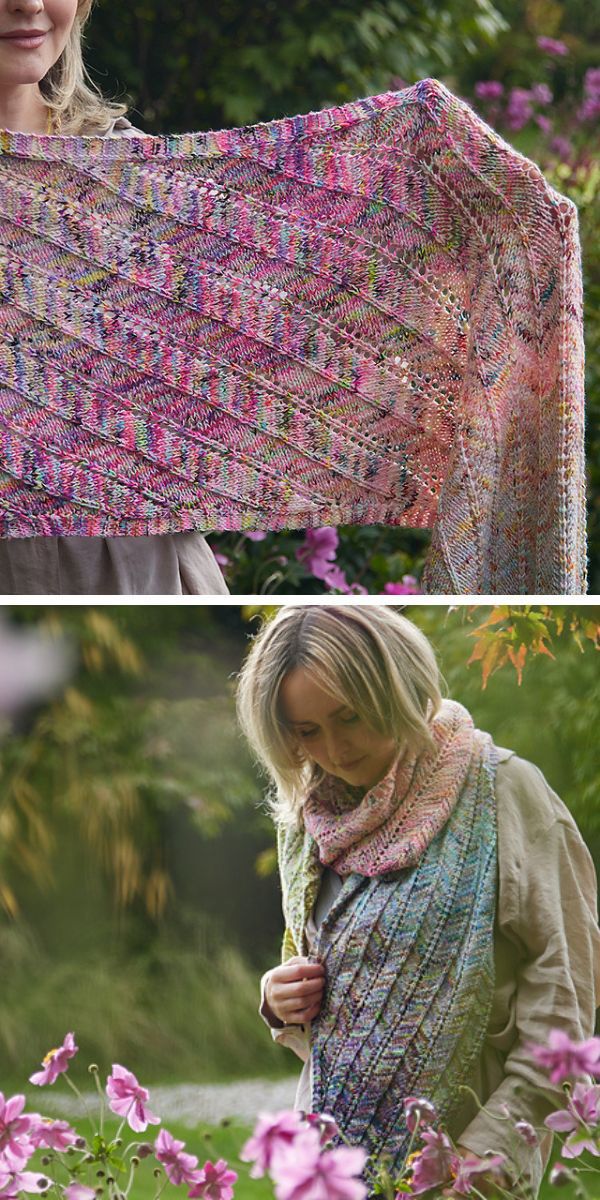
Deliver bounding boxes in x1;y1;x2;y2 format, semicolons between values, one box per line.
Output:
236;605;444;826
40;0;130;135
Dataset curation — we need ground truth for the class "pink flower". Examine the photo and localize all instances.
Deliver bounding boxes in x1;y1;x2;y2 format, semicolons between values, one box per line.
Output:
240;1111;305;1179
64;1187;96;1200
531;83;553;105
528;1030;600;1084
214;553;230;569
536;35;569;56
408;1128;460;1195
188;1159;238;1200
403;1097;437;1134
544;1081;600;1158
451;1154;507;1195
155;1129;200;1186
474;81;504;100
549;1162;575;1186
382;576;421;595
505;87;534;132
269;1130;367;1200
515;1120;539;1147
29;1118;78;1152
548;135;573;160
0;1170;49;1200
106;1065;160;1133
0;1095;37;1171
296;528;339;580
302;1114;340;1147
29;1034;78;1087
534;115;552;134
244;532;267;542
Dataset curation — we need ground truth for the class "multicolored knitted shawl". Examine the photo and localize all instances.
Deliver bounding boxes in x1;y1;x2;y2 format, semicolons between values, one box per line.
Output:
0;77;585;593
276;707;499;1171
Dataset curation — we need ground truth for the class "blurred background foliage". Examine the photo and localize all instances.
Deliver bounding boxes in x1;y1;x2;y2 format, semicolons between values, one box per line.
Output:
79;0;599;594
0;603;598;1083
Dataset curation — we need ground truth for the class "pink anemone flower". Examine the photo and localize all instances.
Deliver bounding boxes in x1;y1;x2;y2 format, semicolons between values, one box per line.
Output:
188;1159;238;1200
29;1118;79;1153
106;1065;160;1133
0;1095;37;1170
408;1128;460;1195
155;1129;200;1187
269;1131;367;1200
64;1186;97;1200
528;1030;600;1085
545;1082;600;1158
240;1111;306;1179
29;1034;78;1087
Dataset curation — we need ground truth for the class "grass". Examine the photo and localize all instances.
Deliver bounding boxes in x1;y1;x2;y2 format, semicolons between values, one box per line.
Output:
22;1110;598;1200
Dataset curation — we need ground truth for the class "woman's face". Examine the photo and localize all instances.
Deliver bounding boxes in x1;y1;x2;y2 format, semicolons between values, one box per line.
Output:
280;666;398;791
0;0;78;84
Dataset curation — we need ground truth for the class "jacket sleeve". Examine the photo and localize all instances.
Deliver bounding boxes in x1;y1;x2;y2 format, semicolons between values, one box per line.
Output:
258;966;311;1063
458;769;600;1193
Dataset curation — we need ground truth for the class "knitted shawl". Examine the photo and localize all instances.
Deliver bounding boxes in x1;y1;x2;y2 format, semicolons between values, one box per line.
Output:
0;77;585;594
277;721;499;1172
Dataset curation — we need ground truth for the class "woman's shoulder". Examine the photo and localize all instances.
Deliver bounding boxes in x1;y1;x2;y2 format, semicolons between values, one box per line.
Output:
494;746;583;843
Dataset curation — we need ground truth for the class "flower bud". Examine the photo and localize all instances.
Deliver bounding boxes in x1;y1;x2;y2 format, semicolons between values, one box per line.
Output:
549;1163;575;1187
131;1157;140;1168
88;1063;99;1074
137;1144;153;1159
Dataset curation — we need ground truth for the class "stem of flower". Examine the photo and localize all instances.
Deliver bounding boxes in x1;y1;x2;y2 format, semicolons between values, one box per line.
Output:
91;1068;106;1138
63;1072;96;1137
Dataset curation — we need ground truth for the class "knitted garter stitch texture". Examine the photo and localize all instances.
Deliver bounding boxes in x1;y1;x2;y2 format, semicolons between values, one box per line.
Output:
0;78;586;593
276;701;499;1172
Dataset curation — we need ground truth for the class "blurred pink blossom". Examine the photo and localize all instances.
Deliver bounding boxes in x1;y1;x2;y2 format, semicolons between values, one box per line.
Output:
29;1034;78;1087
474;81;504;99
545;1081;600;1158
506;87;534;131
403;1097;437;1133
577;68;600;122
531;82;553;105
549;134;574;159
528;1030;600;1084
382;576;421;595
515;1120;539;1147
244;531;267;542
188;1159;238;1200
155;1129;200;1187
0;1169;49;1199
451;1153;507;1195
29;1118;78;1153
302;1113;340;1147
408;1128;460;1194
106;1065;160;1133
296;528;339;580
64;1186;96;1200
534;114;553;134
0;1095;36;1172
537;36;569;56
240;1111;305;1179
269;1130;367;1200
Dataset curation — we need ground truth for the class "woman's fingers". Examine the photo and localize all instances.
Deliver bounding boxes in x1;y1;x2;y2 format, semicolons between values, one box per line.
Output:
265;958;326;1023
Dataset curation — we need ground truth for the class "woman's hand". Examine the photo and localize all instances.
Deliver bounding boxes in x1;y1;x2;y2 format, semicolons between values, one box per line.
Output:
264;956;326;1026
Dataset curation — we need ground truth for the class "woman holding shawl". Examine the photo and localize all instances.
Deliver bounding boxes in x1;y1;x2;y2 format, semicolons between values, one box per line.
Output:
236;605;600;1198
0;0;227;594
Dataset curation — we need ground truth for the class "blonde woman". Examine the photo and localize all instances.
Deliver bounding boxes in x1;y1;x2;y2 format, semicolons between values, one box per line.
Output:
236;605;600;1198
0;0;228;595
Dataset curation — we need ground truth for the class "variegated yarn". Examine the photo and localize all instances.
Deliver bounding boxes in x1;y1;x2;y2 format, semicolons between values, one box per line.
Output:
0;77;586;593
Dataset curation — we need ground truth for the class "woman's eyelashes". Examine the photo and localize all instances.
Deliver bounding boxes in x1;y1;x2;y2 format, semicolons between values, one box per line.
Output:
297;713;360;739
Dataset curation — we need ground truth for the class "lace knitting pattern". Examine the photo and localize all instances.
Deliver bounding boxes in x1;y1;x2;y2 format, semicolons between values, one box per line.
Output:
0;78;586;593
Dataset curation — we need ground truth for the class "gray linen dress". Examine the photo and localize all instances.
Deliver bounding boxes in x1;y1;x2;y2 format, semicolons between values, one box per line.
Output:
0;114;229;596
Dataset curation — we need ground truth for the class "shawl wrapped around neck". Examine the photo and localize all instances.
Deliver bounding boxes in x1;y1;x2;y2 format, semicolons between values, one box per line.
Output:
276;699;499;1172
0;77;585;594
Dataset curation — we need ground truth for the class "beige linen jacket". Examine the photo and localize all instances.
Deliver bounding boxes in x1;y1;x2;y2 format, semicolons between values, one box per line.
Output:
260;749;600;1195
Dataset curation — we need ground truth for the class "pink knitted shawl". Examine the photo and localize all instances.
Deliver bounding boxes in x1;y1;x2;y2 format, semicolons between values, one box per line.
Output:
0;77;586;593
302;698;492;875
